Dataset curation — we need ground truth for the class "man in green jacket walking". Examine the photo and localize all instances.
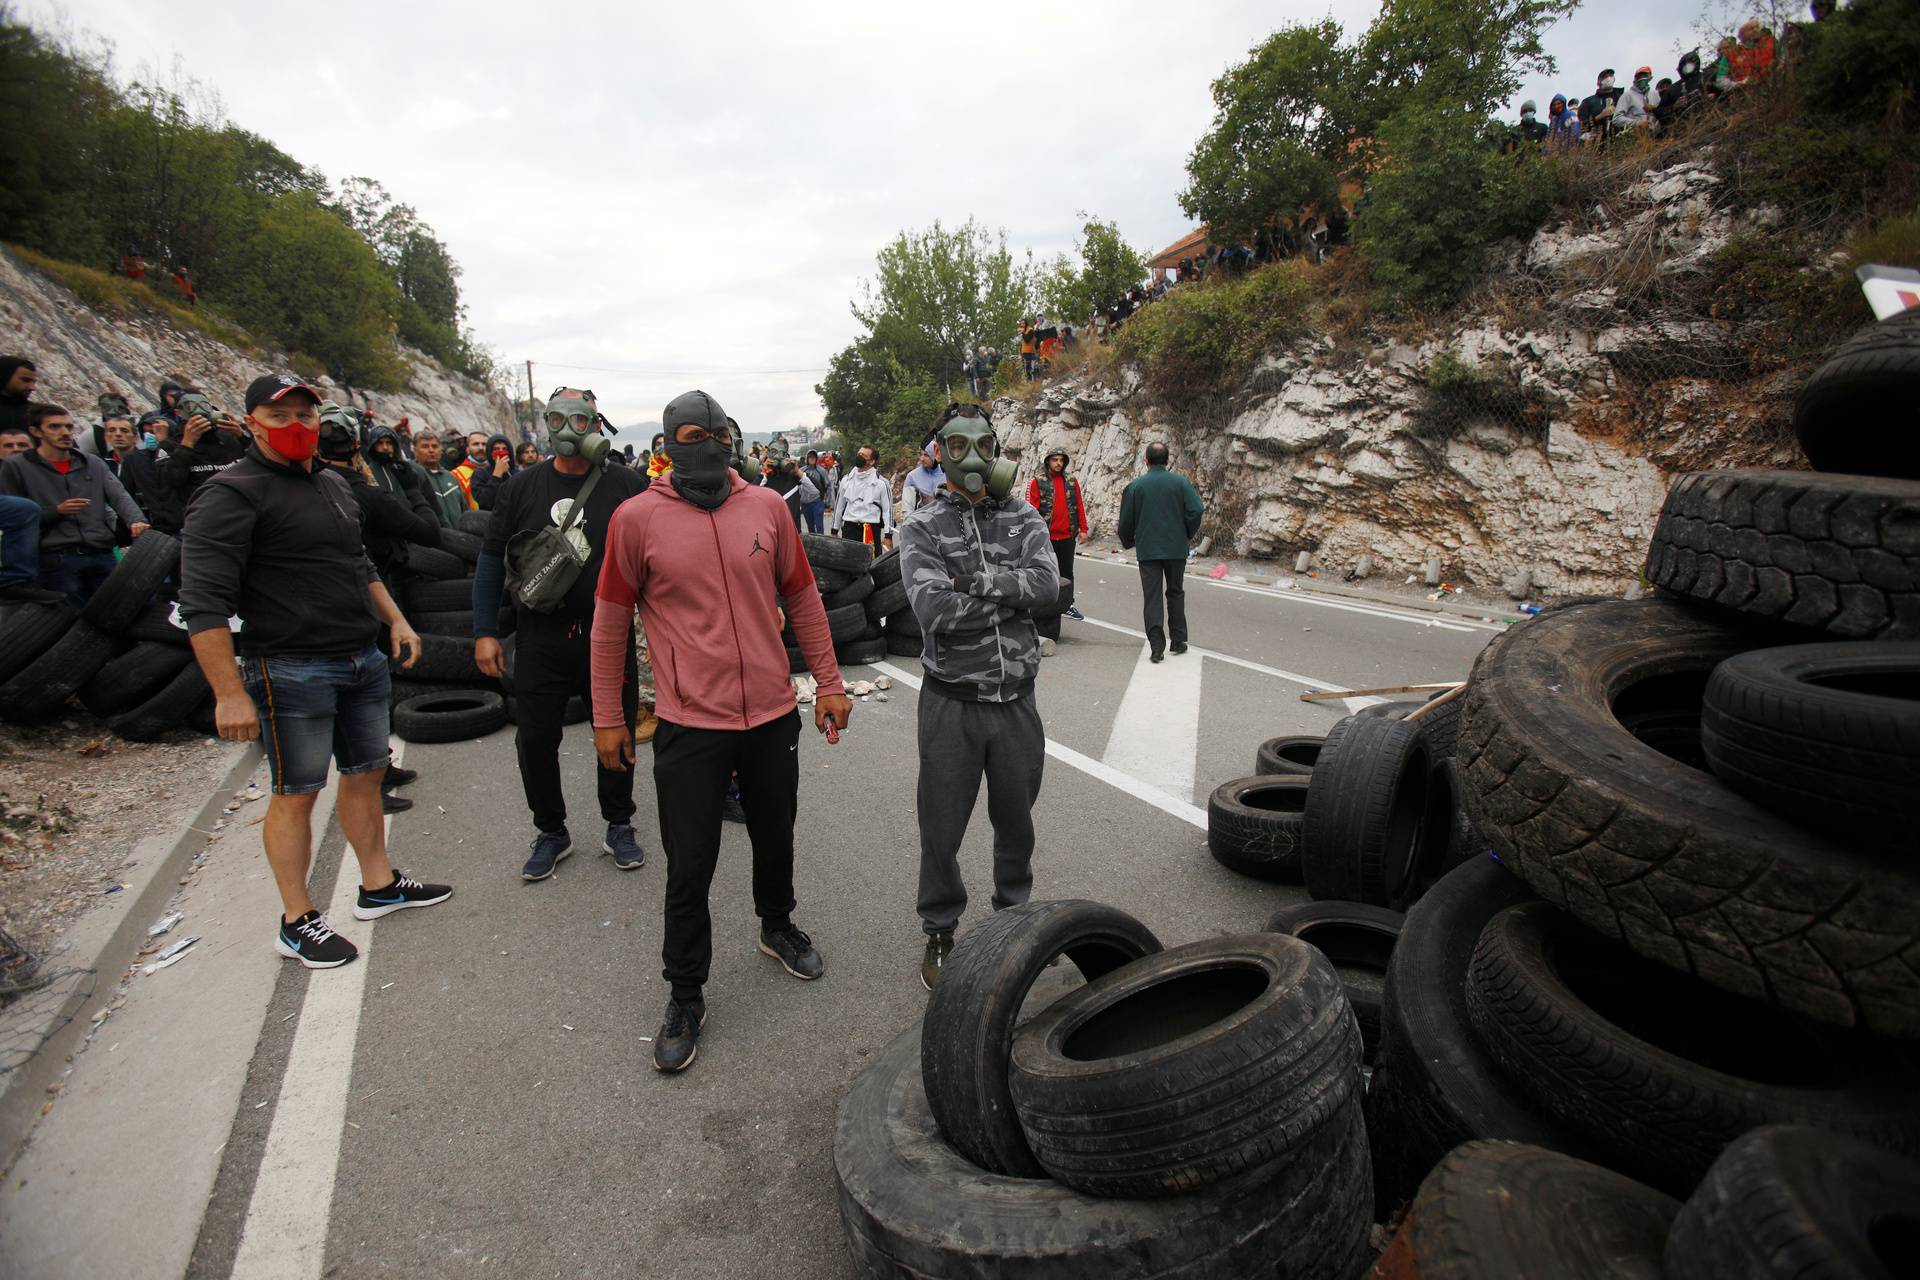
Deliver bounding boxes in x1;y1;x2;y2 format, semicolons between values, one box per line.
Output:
1116;442;1203;663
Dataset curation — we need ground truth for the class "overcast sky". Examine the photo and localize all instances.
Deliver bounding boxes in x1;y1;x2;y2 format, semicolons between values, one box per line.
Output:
40;0;1699;432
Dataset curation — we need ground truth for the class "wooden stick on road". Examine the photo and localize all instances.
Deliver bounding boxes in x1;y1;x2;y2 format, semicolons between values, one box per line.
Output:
1297;681;1463;703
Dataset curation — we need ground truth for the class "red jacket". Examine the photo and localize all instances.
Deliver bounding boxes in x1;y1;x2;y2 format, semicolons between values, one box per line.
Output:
1026;472;1088;541
591;472;844;730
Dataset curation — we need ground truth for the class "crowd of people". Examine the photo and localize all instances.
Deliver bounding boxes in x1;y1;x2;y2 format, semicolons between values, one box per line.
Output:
2;344;1220;1078
1508;12;1814;155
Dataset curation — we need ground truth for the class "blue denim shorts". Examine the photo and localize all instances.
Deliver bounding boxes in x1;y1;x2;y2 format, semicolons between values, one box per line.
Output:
242;644;392;795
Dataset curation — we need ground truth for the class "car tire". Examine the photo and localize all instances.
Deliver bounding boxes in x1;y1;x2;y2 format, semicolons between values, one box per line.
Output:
107;660;209;741
1253;734;1322;777
1644;469;1920;640
0;620;116;721
826;602;868;644
393;689;509;743
1662;1124;1920;1280
121;599;191;647
406;544;466;581
410;610;475;636
836;637;886;667
1458;596;1920;1038
1793;308;1920;479
1467;901;1920;1195
1007;932;1366;1199
1363;857;1589;1216
888;608;922;639
80;641;191;718
835;1028;1371;1280
406;578;477;613
457;509;492;536
407;633;484;683
883;631;921;659
0;603;80;683
802;532;875;575
812;563;859;595
1301;714;1439;910
1700;642;1920;852
865;579;909;621
1263;901;1402;1062
825;574;874;609
869;547;902;587
1374;1141;1677;1280
436;528;482;563
921;900;1161;1178
1205;775;1309;881
80;531;178;633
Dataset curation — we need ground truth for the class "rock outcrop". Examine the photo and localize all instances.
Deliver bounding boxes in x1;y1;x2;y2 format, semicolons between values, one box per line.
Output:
0;250;515;439
992;156;1810;597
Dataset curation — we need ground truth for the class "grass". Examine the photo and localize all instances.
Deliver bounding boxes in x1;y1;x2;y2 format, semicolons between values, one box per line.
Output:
7;244;261;354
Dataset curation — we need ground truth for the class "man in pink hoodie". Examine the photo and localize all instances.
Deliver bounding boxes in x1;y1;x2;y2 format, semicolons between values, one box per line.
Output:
592;390;853;1074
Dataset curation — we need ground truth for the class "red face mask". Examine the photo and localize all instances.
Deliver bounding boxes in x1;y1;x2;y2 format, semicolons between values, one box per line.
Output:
251;414;318;462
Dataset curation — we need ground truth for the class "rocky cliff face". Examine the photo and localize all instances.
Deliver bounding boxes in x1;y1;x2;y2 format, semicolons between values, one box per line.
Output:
993;155;1808;597
0;250;515;439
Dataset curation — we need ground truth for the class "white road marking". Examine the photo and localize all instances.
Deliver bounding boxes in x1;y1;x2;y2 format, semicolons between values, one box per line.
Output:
1075;552;1499;632
230;741;403;1280
1073;616;1385;709
872;662;1210;829
1101;641;1204;804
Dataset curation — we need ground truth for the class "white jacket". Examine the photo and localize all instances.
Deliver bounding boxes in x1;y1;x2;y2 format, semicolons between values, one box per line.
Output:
834;466;894;534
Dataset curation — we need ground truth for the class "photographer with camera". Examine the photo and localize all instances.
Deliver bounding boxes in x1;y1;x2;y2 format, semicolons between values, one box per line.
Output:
472;389;650;882
159;388;249;507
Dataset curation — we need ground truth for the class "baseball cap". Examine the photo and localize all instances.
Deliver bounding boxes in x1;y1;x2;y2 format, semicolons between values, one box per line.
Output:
663;390;728;434
244;372;321;413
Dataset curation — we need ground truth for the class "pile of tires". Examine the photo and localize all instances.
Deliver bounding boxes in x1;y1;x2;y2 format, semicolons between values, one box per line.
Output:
784;533;901;671
0;532;214;740
832;900;1375;1277
389;572;510;745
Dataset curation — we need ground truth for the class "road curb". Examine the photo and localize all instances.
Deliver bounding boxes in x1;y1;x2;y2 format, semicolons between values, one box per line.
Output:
0;740;259;1170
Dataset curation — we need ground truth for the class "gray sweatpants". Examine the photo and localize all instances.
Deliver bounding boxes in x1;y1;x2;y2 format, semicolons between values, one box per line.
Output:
915;689;1045;936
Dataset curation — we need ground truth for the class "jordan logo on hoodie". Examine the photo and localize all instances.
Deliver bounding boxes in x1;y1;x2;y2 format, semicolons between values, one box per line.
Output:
749;533;770;558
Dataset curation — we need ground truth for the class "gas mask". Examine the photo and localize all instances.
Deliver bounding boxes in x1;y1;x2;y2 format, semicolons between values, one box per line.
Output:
935;407;1017;500
315;403;360;463
175;391;220;424
545;394;610;465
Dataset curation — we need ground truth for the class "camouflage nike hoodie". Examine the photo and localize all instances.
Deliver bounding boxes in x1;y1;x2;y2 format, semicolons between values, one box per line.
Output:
899;488;1060;703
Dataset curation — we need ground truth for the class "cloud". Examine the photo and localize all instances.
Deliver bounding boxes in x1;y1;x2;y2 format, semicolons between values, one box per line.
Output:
32;0;1691;429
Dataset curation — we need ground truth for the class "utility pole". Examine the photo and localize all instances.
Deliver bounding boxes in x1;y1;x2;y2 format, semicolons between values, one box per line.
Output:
524;359;536;442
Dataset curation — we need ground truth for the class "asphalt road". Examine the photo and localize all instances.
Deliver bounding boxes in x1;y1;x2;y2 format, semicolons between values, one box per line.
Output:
24;556;1503;1280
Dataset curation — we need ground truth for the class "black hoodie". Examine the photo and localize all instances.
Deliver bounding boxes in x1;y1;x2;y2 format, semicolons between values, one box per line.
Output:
156;379;186;426
469;432;516;511
159;411;250;503
0;357;33;435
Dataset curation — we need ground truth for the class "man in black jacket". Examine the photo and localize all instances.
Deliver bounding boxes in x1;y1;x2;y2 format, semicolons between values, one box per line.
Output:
180;373;450;971
469;433;516;510
102;412;178;534
160;391;249;508
315;406;441;588
473;388;649;881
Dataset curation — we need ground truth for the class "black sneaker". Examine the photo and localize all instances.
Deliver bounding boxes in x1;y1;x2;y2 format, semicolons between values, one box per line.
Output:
381;792;414;815
652;996;706;1073
352;870;453;920
522;829;572;881
604;822;646;870
921;930;955;991
721;785;747;824
275;911;358;969
1170;641;1189;655
383;762;419;789
759;924;824;980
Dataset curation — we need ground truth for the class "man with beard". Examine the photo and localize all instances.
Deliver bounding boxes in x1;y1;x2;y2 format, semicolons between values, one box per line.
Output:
833;444;893;554
473;389;650;882
0;357;38;436
591;389;849;1073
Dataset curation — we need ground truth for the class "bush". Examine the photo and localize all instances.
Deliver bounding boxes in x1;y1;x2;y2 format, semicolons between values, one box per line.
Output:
1720;122;1900;221
1701;232;1862;364
1114;263;1314;407
1355;105;1555;311
1795;0;1920;126
1416;348;1553;441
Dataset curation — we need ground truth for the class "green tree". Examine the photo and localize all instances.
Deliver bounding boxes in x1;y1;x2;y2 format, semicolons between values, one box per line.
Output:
1357;0;1565;119
851;217;1037;385
1041;215;1148;325
1179;20;1358;245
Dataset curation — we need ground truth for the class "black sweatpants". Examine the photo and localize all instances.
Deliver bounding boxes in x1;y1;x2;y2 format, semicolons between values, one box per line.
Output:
513;614;638;835
652;710;800;1000
915;689;1044;936
1138;559;1188;651
1049;537;1075;584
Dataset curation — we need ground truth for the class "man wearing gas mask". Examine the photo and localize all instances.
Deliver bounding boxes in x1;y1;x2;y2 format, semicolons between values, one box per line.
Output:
472;388;651;882
897;404;1060;990
591;389;850;1074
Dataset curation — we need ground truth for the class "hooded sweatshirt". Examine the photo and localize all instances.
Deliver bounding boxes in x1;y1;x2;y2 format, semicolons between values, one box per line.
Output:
0;358;33;436
468;432;516;510
155;380;186;430
590;472;845;731
898;489;1058;703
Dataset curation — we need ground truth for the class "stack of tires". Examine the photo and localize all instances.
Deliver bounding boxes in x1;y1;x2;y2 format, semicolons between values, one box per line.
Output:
833;900;1375;1278
790;534;905;670
0;532;214;740
387;518;511;744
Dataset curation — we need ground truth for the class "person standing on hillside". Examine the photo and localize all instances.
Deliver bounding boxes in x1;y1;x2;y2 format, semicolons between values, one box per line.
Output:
1117;443;1203;663
1025;448;1088;621
899;403;1058;990
591;389;848;1074
833;444;893;553
0;403;150;606
470;389;649;881
179;373;452;969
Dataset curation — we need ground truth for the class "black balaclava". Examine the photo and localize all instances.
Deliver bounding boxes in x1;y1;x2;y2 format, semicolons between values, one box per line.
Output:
661;390;734;510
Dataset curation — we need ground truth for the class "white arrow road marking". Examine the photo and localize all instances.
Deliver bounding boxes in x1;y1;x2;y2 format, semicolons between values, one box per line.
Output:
1100;641;1204;805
